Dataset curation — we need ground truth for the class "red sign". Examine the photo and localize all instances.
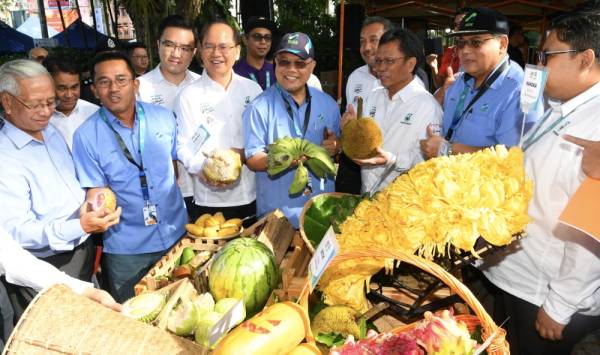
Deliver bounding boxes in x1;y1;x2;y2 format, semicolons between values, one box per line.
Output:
47;0;72;9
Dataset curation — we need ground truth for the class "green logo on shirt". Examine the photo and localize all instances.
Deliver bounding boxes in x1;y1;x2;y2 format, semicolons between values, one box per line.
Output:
244;96;251;105
402;113;413;124
481;103;489;112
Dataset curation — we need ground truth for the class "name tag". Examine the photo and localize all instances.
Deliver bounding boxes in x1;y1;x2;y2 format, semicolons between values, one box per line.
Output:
188;124;211;155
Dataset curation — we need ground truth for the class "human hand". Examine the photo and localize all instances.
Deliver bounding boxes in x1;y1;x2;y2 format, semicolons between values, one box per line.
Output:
80;203;121;233
442;66;456;92
426;54;438;74
341;103;357;129
563;134;600;179
352;147;389;166
419;124;447;159
81;287;122;312
321;128;340;156
535;307;565;341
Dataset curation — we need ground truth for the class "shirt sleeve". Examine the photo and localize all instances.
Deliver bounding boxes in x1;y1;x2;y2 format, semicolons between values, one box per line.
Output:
173;93;207;174
543;232;600;324
71;130;109;188
0;227;92;294
0;158;86;251
243;102;269;159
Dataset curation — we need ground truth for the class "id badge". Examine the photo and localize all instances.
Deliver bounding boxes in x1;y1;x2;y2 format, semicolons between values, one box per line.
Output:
143;203;158;226
188;124;211;155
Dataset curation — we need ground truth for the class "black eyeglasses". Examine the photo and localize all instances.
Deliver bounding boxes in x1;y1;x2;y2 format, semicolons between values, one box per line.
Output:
6;92;56;112
275;58;313;69
537;49;580;66
456;36;499;49
250;33;272;42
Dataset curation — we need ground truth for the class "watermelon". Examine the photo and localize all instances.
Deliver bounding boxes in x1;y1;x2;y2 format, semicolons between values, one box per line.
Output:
209;238;279;317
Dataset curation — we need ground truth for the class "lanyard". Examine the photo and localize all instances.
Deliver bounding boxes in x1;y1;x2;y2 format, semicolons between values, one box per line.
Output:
99;103;150;201
446;59;510;141
277;84;312;138
249;71;271;89
522;95;599;151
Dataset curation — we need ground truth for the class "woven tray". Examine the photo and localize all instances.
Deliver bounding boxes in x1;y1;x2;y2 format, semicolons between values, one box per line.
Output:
2;284;206;355
325;248;509;355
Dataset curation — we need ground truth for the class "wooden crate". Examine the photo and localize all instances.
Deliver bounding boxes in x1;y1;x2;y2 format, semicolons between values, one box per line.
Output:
270;232;311;303
135;209;297;295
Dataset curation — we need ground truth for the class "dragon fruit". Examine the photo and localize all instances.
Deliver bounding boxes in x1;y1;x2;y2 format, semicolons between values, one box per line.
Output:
411;310;476;355
331;331;423;355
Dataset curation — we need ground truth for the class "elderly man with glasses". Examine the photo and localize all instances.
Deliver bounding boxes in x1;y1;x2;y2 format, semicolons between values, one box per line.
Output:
420;7;538;159
71;51;187;302
0;59;121;319
243;33;340;228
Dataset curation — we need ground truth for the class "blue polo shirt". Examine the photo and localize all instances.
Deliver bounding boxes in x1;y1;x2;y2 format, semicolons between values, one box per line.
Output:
244;84;340;228
72;102;186;254
442;57;537;147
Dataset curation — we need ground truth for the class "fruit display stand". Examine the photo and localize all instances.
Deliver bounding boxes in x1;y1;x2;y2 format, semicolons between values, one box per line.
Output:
2;284;206;355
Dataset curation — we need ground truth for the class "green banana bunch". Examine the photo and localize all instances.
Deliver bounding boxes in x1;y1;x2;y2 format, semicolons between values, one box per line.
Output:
303;143;336;178
289;161;309;195
267;152;293;176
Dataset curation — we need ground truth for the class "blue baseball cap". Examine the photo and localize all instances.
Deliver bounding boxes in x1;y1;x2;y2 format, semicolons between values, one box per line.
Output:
275;32;315;60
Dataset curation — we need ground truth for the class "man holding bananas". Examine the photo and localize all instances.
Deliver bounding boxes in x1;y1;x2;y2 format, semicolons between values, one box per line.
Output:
244;33;341;228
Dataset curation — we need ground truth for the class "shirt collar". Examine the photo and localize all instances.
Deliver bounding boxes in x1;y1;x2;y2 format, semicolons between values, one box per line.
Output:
51;99;81;119
200;69;236;92
0;116;56;149
558;80;600;117
152;65;196;87
275;83;311;108
101;104;138;128
387;76;421;103
464;55;510;90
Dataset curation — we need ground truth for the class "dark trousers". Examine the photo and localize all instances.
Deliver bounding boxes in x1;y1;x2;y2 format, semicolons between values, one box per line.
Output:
335;153;362;195
102;250;166;303
2;237;95;322
464;266;600;355
184;196;195;222
188;200;257;228
0;282;13;353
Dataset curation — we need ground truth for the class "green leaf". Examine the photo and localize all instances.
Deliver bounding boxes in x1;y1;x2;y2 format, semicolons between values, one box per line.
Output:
315;332;346;347
358;317;367;339
303;194;362;248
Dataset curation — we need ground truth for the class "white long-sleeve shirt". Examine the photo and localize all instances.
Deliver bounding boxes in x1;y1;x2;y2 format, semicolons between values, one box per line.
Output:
49;99;99;150
346;64;380;108
0;226;91;294
481;81;600;325
361;77;443;193
173;72;262;207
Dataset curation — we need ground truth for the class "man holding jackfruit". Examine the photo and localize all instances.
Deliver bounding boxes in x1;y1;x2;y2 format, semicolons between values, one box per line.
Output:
243;33;340;228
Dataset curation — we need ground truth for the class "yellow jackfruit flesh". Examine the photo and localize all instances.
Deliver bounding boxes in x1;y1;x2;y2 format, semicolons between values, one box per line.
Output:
341;117;383;159
311;306;361;339
203;149;242;184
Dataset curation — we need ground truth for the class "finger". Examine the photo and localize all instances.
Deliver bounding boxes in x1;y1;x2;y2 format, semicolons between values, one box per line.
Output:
347;103;355;114
326;128;335;137
563;134;593;148
426;124;435;137
447;66;454;79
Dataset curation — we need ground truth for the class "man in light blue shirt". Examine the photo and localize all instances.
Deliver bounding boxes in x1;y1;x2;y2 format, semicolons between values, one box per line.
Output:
420;8;537;158
244;33;340;228
0;59;120;319
72;52;187;302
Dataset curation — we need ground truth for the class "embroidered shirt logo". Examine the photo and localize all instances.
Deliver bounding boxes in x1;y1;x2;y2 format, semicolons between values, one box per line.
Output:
354;84;363;94
401;113;414;124
369;106;376;117
244;96;251;105
480;103;489;112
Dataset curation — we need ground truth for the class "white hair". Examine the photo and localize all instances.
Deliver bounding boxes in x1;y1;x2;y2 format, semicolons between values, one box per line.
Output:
0;59;52;96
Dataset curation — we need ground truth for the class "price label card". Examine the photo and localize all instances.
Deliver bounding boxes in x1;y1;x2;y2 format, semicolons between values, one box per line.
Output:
521;64;548;114
209;299;245;347
308;226;340;292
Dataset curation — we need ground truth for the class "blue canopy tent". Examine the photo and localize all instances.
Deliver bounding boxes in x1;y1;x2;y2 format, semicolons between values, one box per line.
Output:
0;21;34;53
51;19;118;49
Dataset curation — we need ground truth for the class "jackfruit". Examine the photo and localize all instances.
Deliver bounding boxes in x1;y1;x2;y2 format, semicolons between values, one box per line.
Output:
91;187;117;213
341;117;383;159
311;305;361;339
203;149;242;184
121;292;166;323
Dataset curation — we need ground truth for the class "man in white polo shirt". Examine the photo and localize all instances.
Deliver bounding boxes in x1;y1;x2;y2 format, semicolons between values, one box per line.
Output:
342;28;442;194
44;56;98;149
345;16;392;107
174;20;262;222
138;15;200;215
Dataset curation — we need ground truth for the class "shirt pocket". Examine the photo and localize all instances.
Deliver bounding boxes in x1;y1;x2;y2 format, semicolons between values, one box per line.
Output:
459;111;497;145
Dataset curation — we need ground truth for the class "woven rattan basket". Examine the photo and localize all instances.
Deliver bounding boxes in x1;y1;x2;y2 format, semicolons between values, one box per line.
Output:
2;284;206;355
323;248;510;354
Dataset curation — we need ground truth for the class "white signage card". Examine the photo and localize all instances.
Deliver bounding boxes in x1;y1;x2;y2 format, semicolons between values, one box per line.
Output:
208;299;245;347
308;226;340;292
520;64;548;114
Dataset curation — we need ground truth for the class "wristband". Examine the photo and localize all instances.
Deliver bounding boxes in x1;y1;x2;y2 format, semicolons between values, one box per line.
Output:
438;141;453;156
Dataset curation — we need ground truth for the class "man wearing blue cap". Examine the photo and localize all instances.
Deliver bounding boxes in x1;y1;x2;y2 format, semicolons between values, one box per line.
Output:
420;7;536;158
243;32;341;228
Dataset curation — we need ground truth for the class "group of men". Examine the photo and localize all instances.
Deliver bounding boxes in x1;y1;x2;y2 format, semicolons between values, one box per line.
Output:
0;4;599;354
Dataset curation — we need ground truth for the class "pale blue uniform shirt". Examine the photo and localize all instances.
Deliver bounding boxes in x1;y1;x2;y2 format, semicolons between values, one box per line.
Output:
442;57;538;147
0;119;88;258
244;84;340;228
72;102;186;254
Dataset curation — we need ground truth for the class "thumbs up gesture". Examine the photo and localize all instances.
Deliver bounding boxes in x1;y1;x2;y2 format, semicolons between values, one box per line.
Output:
321;127;340;156
341;103;357;129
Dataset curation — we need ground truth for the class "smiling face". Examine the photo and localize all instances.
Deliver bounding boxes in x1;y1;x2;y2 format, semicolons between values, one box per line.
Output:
91;59;138;118
274;52;315;96
1;75;56;139
200;23;240;81
53;71;80;115
245;27;272;59
360;22;386;69
158;26;196;77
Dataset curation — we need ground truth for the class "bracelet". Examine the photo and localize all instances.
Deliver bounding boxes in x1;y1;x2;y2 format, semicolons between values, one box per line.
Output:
438;141;453;157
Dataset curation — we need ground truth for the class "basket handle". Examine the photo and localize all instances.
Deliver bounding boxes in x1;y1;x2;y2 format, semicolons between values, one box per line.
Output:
325;248;501;343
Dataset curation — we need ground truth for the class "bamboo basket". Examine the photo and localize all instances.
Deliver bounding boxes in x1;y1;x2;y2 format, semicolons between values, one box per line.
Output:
322;248;509;355
2;284;206;355
298;192;354;254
